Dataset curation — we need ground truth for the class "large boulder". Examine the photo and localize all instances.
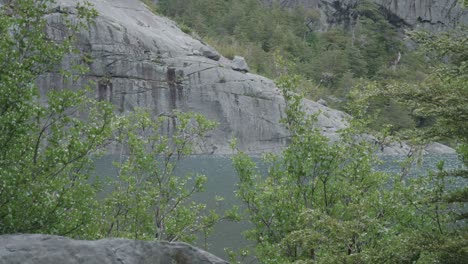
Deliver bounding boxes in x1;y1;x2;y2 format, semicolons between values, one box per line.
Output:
230;56;250;72
0;234;228;264
425;142;457;154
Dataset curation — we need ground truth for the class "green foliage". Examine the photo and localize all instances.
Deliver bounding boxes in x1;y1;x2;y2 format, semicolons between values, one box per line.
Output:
396;30;467;143
348;28;468;263
348;80;417;133
141;0;158;14
397;29;468;262
232;72;468;263
0;0;229;247
99;109;220;243
157;0;313;78
351;29;468;145
0;0;111;236
231;75;417;263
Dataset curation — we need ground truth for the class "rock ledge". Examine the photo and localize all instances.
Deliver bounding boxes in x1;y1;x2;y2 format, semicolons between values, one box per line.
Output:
0;234;228;264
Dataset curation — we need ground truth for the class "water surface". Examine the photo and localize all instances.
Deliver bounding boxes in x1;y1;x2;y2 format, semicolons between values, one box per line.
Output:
94;153;464;259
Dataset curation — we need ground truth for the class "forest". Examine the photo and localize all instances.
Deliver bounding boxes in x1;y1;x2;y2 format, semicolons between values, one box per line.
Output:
0;0;467;263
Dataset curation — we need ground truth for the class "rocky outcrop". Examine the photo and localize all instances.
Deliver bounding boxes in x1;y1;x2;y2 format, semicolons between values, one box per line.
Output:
0;234;228;264
231;56;250;72
262;0;468;31
425;142;457;154
375;0;468;30
39;0;347;155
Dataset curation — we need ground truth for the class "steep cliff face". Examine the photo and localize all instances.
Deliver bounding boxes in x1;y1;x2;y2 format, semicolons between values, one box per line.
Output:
40;0;347;154
375;0;468;29
263;0;468;30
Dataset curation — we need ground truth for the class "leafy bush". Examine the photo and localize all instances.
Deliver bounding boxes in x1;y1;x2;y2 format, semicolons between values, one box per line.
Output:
0;0;233;247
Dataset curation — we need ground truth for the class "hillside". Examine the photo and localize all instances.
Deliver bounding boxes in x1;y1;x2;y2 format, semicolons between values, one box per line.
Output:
38;0;352;154
155;0;467;135
261;0;468;30
34;0;463;154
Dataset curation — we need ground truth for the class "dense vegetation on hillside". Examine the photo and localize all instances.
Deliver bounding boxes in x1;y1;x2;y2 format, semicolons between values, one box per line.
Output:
156;0;429;132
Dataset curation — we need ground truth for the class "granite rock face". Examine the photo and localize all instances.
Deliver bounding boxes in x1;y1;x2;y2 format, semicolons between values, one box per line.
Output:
39;0;348;155
262;0;468;31
0;234;228;264
34;0;453;155
374;0;468;30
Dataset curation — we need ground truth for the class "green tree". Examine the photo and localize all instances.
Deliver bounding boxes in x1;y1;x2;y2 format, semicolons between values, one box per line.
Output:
389;29;467;263
99;109;226;244
231;75;417;263
0;1;225;246
349;28;468;263
391;30;467;144
0;0;112;237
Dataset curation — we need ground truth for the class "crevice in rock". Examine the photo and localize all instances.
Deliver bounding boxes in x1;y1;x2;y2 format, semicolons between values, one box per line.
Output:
185;66;218;77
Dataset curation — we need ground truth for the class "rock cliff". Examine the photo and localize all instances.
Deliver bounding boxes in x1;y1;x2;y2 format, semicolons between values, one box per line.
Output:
262;0;468;31
40;0;348;155
0;234;228;264
34;0;454;155
375;0;468;29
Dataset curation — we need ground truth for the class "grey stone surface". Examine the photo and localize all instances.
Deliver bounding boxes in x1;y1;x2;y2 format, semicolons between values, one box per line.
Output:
38;0;347;155
425;142;457;154
262;0;468;31
0;234;228;264
200;46;221;61
317;98;328;106
230;56;250;72
35;0;454;155
374;0;468;30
